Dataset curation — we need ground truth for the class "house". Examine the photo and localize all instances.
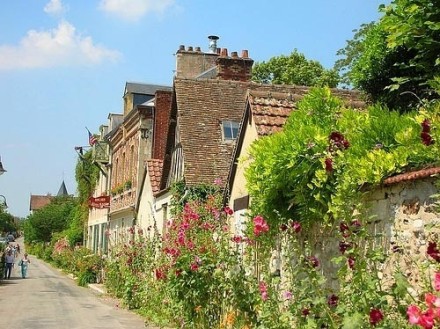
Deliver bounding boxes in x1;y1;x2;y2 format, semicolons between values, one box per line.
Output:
86;82;173;250
226;89;365;236
29;180;70;213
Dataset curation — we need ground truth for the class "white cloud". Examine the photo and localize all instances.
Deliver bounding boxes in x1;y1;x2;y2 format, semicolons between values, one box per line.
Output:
44;0;67;16
0;21;121;70
99;0;175;22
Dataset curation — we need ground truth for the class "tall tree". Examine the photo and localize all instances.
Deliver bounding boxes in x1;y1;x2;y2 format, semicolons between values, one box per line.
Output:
335;0;440;111
252;49;339;87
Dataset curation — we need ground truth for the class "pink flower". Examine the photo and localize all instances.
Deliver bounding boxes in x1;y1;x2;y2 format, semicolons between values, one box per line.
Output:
369;308;383;326
259;281;268;301
425;293;440;308
224;206;234;215
434;272;440;291
190;262;199;271
283;291;292;300
291;221;301;233
407;305;422;325
253;215;269;236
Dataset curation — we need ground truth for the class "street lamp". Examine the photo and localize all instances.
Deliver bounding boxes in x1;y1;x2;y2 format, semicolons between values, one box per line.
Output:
0;156;6;175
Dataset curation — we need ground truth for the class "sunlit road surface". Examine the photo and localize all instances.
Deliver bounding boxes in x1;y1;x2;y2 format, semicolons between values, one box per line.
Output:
0;244;147;329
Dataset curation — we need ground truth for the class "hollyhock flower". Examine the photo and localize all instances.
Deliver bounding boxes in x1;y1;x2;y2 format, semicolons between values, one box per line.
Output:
283;291;292;300
407;305;422;325
224;206;234;216
253;215;269;236
369;308;384;326
339;222;350;237
434;272;440;291
419;309;435;329
302;308;310;317
327;294;338;307
421;132;434;146
280;223;288;231
427;241;440;262
291;221;301;233
190;262;199;271
329;131;350;150
214;177;223;185
308;256;320;268
155;268;167;280
351;219;362;233
259;281;268;301
339;241;351;254
347;256;355;269
425;293;440;308
232;235;243;243
325;157;333;172
422;119;431;133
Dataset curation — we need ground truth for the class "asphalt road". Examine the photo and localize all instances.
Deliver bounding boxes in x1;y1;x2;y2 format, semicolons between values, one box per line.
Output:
0;240;148;329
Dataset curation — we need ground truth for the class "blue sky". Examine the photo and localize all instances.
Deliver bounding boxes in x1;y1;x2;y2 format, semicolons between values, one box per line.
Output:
0;0;386;218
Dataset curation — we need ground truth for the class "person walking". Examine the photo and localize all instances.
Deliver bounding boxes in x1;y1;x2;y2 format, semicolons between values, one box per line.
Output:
18;253;30;279
4;249;14;279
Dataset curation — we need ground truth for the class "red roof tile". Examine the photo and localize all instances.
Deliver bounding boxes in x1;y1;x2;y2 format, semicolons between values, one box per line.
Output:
29;195;53;211
147;159;163;194
383;167;440;186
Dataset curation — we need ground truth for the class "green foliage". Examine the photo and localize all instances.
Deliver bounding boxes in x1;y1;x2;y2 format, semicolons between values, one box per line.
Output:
252;49;339;87
23;196;78;243
335;0;440;111
245;88;440;228
75;150;99;205
0;210;17;234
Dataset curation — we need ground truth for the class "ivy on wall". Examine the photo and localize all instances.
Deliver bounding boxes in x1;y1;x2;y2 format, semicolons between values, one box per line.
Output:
245;87;440;230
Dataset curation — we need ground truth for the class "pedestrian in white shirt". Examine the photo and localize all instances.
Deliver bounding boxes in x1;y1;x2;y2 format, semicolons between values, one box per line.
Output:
4;250;14;279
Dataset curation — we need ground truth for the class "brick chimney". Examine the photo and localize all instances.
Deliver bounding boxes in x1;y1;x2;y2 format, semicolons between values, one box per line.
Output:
216;49;254;82
175;44;219;79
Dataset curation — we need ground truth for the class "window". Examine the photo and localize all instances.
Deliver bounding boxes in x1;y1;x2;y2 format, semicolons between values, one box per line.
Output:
222;121;239;140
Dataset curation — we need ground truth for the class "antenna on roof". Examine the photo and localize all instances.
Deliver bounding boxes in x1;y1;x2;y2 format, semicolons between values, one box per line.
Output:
208;35;219;53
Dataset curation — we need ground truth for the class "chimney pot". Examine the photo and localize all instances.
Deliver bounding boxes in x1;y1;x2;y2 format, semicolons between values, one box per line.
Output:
208;35;219;53
220;48;228;57
195;46;201;52
231;51;238;58
241;50;249;58
178;45;185;51
188;46;193;51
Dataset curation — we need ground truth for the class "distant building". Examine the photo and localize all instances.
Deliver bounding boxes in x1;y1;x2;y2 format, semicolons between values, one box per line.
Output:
29;180;69;213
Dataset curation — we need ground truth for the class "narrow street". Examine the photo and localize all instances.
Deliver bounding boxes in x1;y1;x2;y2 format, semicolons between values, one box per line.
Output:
0;239;148;329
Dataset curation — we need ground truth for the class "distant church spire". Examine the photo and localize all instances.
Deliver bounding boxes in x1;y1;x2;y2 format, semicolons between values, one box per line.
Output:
57;180;68;196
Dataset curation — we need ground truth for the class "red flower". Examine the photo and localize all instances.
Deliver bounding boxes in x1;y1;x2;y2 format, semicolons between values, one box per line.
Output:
308;256;320;268
329;131;350;151
339;241;351;254
421;132;434;146
369;308;383;326
422;119;431;133
302;308;310;317
325;157;333;173
190;262;199;271
232;235;243;243
280;223;288;231
224;206;234;216
327;294;338;307
407;305;422;325
347;256;355;269
253;215;269;236
427;241;440;262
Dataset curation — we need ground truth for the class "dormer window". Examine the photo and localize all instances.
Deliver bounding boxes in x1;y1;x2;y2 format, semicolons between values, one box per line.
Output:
222;121;239;141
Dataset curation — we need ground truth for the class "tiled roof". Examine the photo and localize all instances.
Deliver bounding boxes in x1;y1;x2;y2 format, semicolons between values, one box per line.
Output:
147;159;163;194
172;79;365;187
383;167;440;186
29;195;52;211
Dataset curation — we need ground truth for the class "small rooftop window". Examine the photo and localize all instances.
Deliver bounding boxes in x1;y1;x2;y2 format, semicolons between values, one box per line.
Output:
222;121;239;141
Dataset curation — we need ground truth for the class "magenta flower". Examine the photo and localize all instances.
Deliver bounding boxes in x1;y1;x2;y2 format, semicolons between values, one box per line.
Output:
327;294;338;307
224;206;234;216
369;308;384;326
434;272;440;291
253;215;269;236
291;221;301;233
427;241;440;262
407;305;422;325
259;281;268;301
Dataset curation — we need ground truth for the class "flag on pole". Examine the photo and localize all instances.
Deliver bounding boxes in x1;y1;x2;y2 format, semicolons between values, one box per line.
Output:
86;127;98;146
